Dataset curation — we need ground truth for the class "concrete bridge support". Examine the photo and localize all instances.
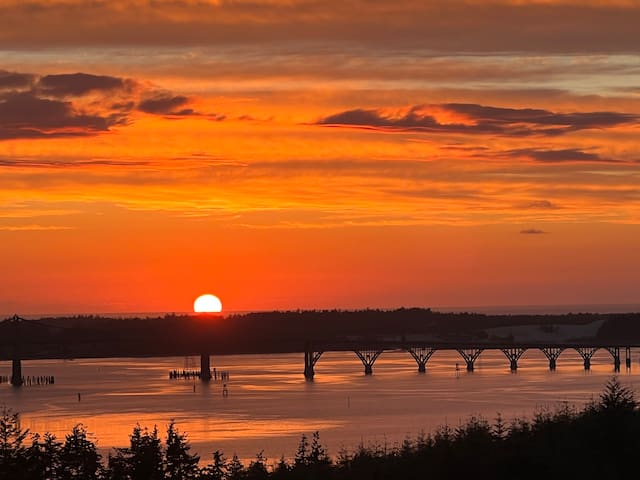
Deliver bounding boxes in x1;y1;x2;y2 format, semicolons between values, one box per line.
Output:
626;347;632;370
605;347;621;372
200;353;212;381
457;348;483;372
354;349;383;375
501;348;527;371
541;347;564;371
576;347;598;370
11;358;23;387
304;346;323;381
407;346;437;373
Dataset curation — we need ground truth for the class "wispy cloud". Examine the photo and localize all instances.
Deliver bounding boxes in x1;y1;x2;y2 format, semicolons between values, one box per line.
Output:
138;93;194;115
0;224;75;231
520;228;547;234
523;200;559;209
317;104;638;137
503;148;616;163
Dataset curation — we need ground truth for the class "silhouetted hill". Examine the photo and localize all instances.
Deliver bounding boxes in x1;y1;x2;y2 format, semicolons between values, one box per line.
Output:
1;308;639;360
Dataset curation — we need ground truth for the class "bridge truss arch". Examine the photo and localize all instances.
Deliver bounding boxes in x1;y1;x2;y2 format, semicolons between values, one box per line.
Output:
354;348;384;375
501;347;527;371
406;346;437;373
575;347;599;370
540;347;565;370
457;348;484;371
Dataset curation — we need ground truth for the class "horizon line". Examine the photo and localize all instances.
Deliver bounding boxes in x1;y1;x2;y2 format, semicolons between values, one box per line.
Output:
5;302;640;319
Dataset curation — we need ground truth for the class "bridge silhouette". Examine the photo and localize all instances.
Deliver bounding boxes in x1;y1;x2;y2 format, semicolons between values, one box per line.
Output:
2;314;638;386
303;339;637;380
0;314;220;387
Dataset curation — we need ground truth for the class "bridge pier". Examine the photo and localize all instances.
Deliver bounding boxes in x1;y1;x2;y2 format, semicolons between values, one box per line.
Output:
407;346;436;373
457;348;483;372
541;347;564;371
501;348;526;372
200;353;212;381
576;347;598;370
626;347;632;369
304;345;323;380
11;358;23;387
605;347;622;372
354;349;383;375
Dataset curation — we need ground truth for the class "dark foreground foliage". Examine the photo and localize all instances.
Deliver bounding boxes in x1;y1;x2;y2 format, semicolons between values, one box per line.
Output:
1;377;638;480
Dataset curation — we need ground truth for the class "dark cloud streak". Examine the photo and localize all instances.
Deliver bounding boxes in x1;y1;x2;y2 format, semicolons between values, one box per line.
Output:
506;148;616;163
0;70;206;140
39;73;130;96
0;91;121;140
0;70;35;89
317;103;639;137
138;94;193;115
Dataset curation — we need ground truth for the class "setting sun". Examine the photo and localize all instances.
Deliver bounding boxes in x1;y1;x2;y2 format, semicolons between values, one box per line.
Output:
193;294;223;313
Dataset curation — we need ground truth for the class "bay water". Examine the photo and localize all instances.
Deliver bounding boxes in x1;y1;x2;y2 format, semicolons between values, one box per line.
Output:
1;349;638;464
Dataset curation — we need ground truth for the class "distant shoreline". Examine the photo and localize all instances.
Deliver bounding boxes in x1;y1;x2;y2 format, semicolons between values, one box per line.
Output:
6;303;640;320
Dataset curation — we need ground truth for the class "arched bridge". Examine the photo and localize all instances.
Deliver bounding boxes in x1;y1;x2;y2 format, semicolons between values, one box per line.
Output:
303;340;636;380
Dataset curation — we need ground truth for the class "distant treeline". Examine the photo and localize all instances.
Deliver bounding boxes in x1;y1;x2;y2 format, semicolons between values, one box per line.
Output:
1;308;639;359
1;377;638;479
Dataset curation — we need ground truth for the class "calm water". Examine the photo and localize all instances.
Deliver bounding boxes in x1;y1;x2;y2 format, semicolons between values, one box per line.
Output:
1;350;638;464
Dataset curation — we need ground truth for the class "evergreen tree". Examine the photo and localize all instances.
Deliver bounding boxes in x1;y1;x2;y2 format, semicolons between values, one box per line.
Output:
597;376;637;412
226;453;244;480
0;407;30;479
108;424;163;480
308;431;329;466
245;450;268;480
27;432;63;480
492;413;507;440
60;424;101;480
293;434;309;468
165;421;199;480
201;450;226;480
271;454;291;479
335;445;351;471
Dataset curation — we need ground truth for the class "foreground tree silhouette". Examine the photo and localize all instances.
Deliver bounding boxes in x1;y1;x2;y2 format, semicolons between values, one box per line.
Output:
107;425;163;480
200;450;226;480
60;424;102;480
0;408;30;478
245;450;268;480
271;455;291;480
594;376;637;412
165;421;200;480
28;432;63;480
226;454;244;480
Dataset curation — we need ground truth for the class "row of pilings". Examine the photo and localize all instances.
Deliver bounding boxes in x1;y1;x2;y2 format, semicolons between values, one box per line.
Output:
4;353;221;387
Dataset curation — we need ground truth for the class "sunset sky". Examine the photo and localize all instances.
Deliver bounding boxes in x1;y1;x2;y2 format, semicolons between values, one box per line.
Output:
1;0;640;315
